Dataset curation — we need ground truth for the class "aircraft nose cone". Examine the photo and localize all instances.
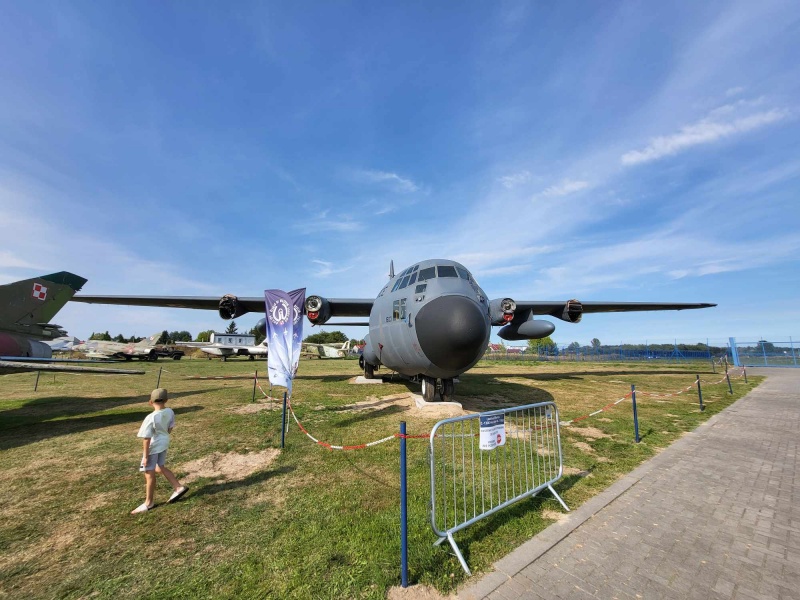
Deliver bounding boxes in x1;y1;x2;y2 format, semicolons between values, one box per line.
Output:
415;295;488;374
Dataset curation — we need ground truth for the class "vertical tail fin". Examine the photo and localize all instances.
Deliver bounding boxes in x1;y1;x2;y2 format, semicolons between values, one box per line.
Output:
136;332;163;348
0;272;87;327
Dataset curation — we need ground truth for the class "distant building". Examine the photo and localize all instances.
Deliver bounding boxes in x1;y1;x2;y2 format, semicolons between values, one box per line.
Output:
210;332;256;346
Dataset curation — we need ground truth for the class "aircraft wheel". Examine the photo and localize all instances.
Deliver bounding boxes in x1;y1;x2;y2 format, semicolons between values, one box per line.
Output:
249;355;254;361
421;377;436;402
440;378;455;402
364;362;375;379
222;356;227;362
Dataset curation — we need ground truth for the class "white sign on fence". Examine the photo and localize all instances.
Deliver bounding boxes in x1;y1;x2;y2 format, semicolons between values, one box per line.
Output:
479;413;506;450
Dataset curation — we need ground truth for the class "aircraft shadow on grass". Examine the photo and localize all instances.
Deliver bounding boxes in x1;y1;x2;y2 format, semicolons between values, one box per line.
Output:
0;398;208;451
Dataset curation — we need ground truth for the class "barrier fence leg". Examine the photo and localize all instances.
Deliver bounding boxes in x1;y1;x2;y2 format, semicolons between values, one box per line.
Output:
400;421;408;588
448;533;471;576
696;375;704;412
156;367;162;388
251;370;258;403
631;385;640;443
281;392;287;449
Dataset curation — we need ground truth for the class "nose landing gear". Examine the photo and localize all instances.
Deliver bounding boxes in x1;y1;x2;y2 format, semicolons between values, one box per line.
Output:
421;376;455;402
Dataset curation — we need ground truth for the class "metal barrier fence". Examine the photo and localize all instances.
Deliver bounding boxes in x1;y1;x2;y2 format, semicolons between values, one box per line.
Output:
731;338;799;368
429;402;569;574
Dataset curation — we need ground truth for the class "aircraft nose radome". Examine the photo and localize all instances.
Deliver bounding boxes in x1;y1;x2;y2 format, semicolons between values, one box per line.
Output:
415;295;488;374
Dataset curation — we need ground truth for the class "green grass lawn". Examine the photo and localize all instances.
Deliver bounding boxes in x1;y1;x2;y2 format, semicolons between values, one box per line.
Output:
0;357;760;599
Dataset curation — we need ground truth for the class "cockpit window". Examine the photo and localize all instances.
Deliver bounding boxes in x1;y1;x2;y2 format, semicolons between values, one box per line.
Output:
391;278;403;293
418;267;436;281
456;267;470;280
414;284;427;294
398;275;411;289
437;265;458;278
408;272;417;286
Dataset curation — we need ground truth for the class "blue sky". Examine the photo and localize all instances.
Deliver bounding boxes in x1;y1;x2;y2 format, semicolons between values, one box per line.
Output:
1;1;798;348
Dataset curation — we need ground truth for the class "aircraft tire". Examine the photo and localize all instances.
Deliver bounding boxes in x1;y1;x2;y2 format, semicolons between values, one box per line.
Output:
421;377;436;402
440;378;455;402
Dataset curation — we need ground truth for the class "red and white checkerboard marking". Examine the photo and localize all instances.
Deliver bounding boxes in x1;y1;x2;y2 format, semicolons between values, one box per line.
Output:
32;283;48;300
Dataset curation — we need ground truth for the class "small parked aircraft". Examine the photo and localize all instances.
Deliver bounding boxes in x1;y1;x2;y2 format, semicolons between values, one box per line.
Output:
73;332;162;361
301;340;352;359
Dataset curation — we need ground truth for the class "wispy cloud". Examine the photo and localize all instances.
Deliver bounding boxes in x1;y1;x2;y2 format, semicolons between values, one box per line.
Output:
310;259;352;278
621;107;791;166
539;179;590;197
498;170;531;189
350;169;420;193
293;210;364;234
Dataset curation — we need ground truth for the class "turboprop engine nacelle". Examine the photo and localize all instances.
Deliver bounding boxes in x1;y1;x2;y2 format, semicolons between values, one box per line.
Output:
255;318;267;336
497;319;556;341
554;299;583;323
305;295;332;325
489;297;516;325
219;294;248;320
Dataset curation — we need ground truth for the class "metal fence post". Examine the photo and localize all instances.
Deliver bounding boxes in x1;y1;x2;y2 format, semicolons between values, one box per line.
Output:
281;392;287;448
400;421;408;588
34;371;40;391
726;372;733;395
743;368;747;384
696;375;704;412
631;384;640;443
156;367;162;388
251;370;258;403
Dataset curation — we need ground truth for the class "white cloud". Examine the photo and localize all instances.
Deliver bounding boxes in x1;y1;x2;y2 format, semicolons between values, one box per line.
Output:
539;179;590;197
498;170;531;189
351;169;420;193
310;259;352;278
621;108;791;166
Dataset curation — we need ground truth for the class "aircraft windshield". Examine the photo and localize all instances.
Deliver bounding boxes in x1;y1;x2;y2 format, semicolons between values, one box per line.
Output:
418;267;436;281
437;265;458;278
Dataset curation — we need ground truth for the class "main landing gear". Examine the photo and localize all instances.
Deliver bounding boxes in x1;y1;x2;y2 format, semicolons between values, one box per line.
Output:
359;355;376;379
421;376;455;402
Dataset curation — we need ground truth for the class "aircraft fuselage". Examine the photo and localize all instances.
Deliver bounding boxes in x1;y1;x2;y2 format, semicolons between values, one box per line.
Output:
0;332;54;358
361;259;490;380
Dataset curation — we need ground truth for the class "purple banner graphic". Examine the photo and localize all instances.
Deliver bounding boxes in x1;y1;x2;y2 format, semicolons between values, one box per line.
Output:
265;289;294;391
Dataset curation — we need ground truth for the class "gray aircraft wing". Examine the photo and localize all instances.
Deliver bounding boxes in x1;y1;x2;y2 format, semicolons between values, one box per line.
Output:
517;301;716;314
0;359;145;375
71;295;375;318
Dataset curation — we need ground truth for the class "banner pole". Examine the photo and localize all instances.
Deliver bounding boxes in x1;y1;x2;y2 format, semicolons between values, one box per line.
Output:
400;421;408;587
252;370;258;403
281;391;287;449
631;385;640;443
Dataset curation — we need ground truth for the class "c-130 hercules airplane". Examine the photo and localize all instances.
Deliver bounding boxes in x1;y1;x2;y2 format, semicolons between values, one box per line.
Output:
71;259;715;400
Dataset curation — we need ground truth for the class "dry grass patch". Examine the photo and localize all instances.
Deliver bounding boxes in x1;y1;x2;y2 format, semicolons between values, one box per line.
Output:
180;449;280;483
567;426;613;440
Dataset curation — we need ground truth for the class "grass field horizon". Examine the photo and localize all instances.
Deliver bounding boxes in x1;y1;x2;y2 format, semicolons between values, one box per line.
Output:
0;357;759;599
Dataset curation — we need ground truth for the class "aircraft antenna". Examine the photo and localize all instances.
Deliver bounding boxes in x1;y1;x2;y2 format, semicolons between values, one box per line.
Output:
389;260;395;279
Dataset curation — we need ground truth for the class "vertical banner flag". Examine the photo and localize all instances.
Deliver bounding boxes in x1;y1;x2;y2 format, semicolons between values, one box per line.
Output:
265;289;294;391
288;288;306;378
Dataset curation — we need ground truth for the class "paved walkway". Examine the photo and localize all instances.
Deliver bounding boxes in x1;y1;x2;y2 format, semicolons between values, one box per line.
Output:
459;368;800;600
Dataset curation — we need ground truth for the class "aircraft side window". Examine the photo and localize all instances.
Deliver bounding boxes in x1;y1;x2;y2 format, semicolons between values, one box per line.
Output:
392;300;400;320
438;265;458;278
418;267;436;281
399;298;407;319
414;284;427;294
456;267;470;280
408;272;417;285
399;275;411;289
412;265;419;272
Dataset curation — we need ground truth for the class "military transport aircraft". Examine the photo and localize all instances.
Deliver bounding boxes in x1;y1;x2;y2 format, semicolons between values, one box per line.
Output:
70;258;714;400
73;332;162;361
0;272;144;375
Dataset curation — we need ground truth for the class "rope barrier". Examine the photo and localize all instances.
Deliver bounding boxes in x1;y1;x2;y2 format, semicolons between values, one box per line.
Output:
561;367;747;426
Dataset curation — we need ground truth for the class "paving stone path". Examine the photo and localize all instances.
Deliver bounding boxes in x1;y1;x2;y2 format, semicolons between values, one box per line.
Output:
459;368;800;599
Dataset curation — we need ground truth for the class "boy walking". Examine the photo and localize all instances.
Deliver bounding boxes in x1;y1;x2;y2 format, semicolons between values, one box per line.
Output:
131;388;188;514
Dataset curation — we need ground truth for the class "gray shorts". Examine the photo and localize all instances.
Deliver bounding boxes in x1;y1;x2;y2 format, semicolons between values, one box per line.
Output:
144;451;167;471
